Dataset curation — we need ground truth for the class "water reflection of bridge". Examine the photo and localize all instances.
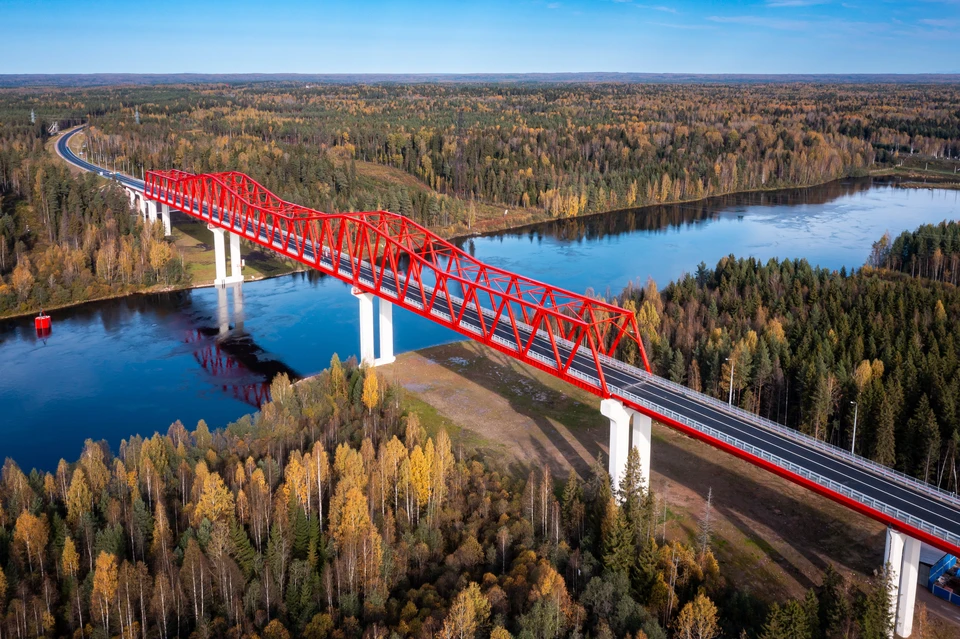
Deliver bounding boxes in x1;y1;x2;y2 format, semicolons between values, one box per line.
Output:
185;284;297;409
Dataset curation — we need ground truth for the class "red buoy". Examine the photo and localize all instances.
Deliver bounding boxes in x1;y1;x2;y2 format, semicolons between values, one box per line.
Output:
35;311;51;332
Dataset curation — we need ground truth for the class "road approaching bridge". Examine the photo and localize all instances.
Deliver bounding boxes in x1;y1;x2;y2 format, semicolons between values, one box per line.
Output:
58;125;959;637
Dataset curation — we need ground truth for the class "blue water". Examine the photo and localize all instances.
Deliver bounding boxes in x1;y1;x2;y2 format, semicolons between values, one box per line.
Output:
1;178;958;471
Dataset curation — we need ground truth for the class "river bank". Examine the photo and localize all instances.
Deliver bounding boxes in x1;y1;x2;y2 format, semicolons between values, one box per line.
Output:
4;176;958;472
0;267;309;321
13;148;958;324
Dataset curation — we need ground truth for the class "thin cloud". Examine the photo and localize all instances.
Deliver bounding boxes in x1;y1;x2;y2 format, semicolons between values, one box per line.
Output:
919;18;959;27
647;21;715;29
765;0;830;6
637;4;678;12
707;15;810;30
546;2;560;8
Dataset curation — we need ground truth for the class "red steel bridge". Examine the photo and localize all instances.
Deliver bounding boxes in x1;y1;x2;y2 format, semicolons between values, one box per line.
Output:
56;125;959;636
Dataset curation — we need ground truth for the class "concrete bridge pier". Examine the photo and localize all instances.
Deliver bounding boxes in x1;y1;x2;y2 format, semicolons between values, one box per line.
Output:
127;189;146;222
146;200;158;224
160;202;172;236
378;299;395;365
884;527;921;637
209;226;244;287
601;398;651;490
352;289;395;367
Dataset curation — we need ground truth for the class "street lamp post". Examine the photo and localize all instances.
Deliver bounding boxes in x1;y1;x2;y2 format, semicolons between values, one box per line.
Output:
850;400;859;455
726;357;735;406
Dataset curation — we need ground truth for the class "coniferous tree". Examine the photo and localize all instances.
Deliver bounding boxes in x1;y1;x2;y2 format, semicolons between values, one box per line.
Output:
600;498;634;576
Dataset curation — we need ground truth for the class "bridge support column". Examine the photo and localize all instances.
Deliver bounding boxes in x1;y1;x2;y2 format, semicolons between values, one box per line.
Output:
210;226;227;286
378;299;395;365
897;535;921;637
353;289;375;367
146;200;158;224
229;232;243;283
601;399;652;490
351;291;395;367
160;203;172;236
884;528;921;638
210;226;243;287
632;411;652;490
601;399;631;486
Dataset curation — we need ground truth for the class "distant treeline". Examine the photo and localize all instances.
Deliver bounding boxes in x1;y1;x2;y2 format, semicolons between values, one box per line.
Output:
3;73;960;87
72;82;959;229
3;82;960;316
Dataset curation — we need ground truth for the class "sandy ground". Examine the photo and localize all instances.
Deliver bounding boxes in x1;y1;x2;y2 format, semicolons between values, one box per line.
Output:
384;342;960;632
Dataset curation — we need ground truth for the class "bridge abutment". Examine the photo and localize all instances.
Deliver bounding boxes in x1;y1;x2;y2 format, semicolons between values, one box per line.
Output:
884;527;921;637
601;398;651;490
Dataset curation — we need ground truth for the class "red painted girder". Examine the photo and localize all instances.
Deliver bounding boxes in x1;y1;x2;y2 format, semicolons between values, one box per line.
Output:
144;169;650;395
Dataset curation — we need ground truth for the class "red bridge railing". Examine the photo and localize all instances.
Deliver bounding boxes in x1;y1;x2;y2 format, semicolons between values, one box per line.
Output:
144;170;650;394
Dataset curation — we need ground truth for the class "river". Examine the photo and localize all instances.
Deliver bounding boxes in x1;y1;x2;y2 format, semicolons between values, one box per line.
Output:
1;177;957;471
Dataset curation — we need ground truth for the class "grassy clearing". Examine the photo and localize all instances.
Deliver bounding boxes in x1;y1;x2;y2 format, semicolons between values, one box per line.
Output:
170;214;300;284
383;340;889;604
353;160;548;238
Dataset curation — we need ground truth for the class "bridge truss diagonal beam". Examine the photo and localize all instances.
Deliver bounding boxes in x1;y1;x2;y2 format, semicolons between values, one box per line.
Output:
144;169;651;399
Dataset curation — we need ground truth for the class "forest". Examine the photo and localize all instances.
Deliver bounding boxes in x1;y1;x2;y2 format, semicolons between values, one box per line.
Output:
0;353;924;639
1;82;959;637
73;82;960;227
0;115;187;316
2;81;960;317
615;240;960;493
870;220;960;284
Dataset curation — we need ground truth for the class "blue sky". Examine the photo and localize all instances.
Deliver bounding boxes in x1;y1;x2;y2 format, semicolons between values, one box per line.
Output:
1;0;958;74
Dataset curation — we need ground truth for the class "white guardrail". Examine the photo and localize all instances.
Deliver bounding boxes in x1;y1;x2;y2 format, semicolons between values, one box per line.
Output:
161;187;960;542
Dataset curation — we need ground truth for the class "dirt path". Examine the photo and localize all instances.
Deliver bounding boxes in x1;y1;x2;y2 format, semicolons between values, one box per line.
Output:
384;342;958;627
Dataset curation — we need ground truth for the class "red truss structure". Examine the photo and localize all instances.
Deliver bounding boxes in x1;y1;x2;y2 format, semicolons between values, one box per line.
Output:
145;170;650;394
